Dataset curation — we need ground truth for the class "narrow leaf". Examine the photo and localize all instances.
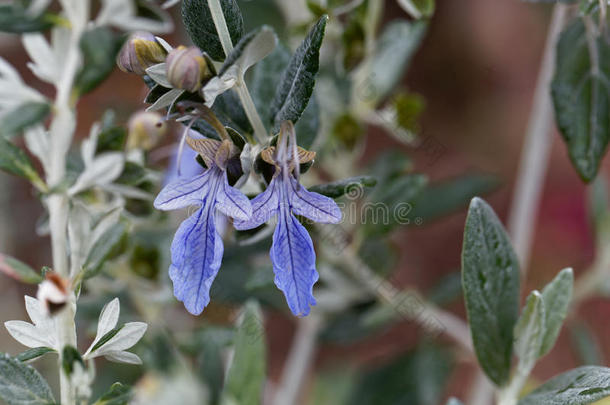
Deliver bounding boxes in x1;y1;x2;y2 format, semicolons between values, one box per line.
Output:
539;268;573;357
0;254;43;284
0;138;43;185
308;176;377;199
461;197;520;385
0;353;55;405
92;383;132;405
518;366;610;405
16;347;55;363
182;0;244;61
270;15;327;131
75;27;124;95
83;222;128;278
0;102;50;138
221;301;266;405
0;6;53;33
551;19;610;182
513;291;545;374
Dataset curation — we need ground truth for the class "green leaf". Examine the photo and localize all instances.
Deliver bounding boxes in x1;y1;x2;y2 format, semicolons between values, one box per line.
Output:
518;366;610;405
355;20;427;106
0;137;44;186
83;222;129;278
92;383;132;405
182;0;244;61
221;301;266;405
270;15;328;131
250;45;291;125
0;5;54;33
16;348;55;363
347;344;452;405
117;162;148;186
539;268;573;357
308;176;377;199
90;326;124;354
551;19;610;182
513;291;545;374
62;346;84;376
75;28;124;95
96;127;127;154
0;254;43;284
0;102;50;138
0;353;56;405
410;174;499;223
461;197;520;385
588;174;609;233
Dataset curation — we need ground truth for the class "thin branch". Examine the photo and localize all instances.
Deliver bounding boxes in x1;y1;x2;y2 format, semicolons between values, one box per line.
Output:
207;0;269;143
507;4;568;276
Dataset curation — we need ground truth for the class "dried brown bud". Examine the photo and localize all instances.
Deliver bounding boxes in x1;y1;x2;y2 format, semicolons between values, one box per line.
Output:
37;272;69;315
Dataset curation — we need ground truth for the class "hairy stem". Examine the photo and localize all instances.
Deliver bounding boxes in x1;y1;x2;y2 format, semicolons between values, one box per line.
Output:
46;2;89;403
207;0;269;143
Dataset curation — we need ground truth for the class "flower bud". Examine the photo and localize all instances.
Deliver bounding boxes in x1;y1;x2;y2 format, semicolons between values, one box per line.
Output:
166;46;213;92
127;111;167;150
117;32;167;76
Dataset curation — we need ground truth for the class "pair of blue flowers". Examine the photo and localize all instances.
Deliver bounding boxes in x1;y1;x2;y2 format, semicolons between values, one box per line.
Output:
154;122;342;316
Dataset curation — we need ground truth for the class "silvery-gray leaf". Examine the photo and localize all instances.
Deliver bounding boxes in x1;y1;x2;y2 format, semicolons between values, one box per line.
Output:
85;298;121;357
103;184;154;200
104;350;142;365
5;320;55;349
88;207;122;252
203;67;238;108
91;322;147;356
96;0;173;33
0;57;45;111
80;123;101;166
26;0;51;16
24;125;51;174
22;34;58;84
514;291;545;375
155;36;173;52
68;203;93;274
69;153;125;195
146;88;183;112
146;63;172;88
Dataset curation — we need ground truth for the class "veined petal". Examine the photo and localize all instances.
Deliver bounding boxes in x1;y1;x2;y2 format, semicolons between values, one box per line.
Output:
271;207;318;316
154;171;210;211
169;187;224;315
216;173;252;221
288;176;342;224
234;177;280;230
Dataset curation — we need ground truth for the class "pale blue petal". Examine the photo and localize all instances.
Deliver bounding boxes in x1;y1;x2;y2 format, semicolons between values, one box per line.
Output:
164;146;204;185
270;206;318;316
154;171;211;211
169;201;224;315
234;177;280;230
216;173;253;221
288;176;342;224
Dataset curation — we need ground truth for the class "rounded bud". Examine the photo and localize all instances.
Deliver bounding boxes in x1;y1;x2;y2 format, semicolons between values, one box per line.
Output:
117;32;167;76
127;111;167;150
166;46;213;92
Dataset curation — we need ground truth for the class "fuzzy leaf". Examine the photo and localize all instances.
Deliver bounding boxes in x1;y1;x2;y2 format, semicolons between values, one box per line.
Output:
461;197;520;385
518;366;610;405
0;138;43;185
83;222;128;278
221;302;266;405
0;353;55;405
0;254;43;284
16;347;55;363
539;268;573;357
514;291;545;375
269;15;327;131
182;0;244;61
0;102;50;138
75;27;124;95
0;5;53;33
92;383;132;405
551;19;610;182
308;176;377;199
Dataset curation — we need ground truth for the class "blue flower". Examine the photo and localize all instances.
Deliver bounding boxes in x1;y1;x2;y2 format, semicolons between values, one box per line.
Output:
235;122;342;316
154;138;252;315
